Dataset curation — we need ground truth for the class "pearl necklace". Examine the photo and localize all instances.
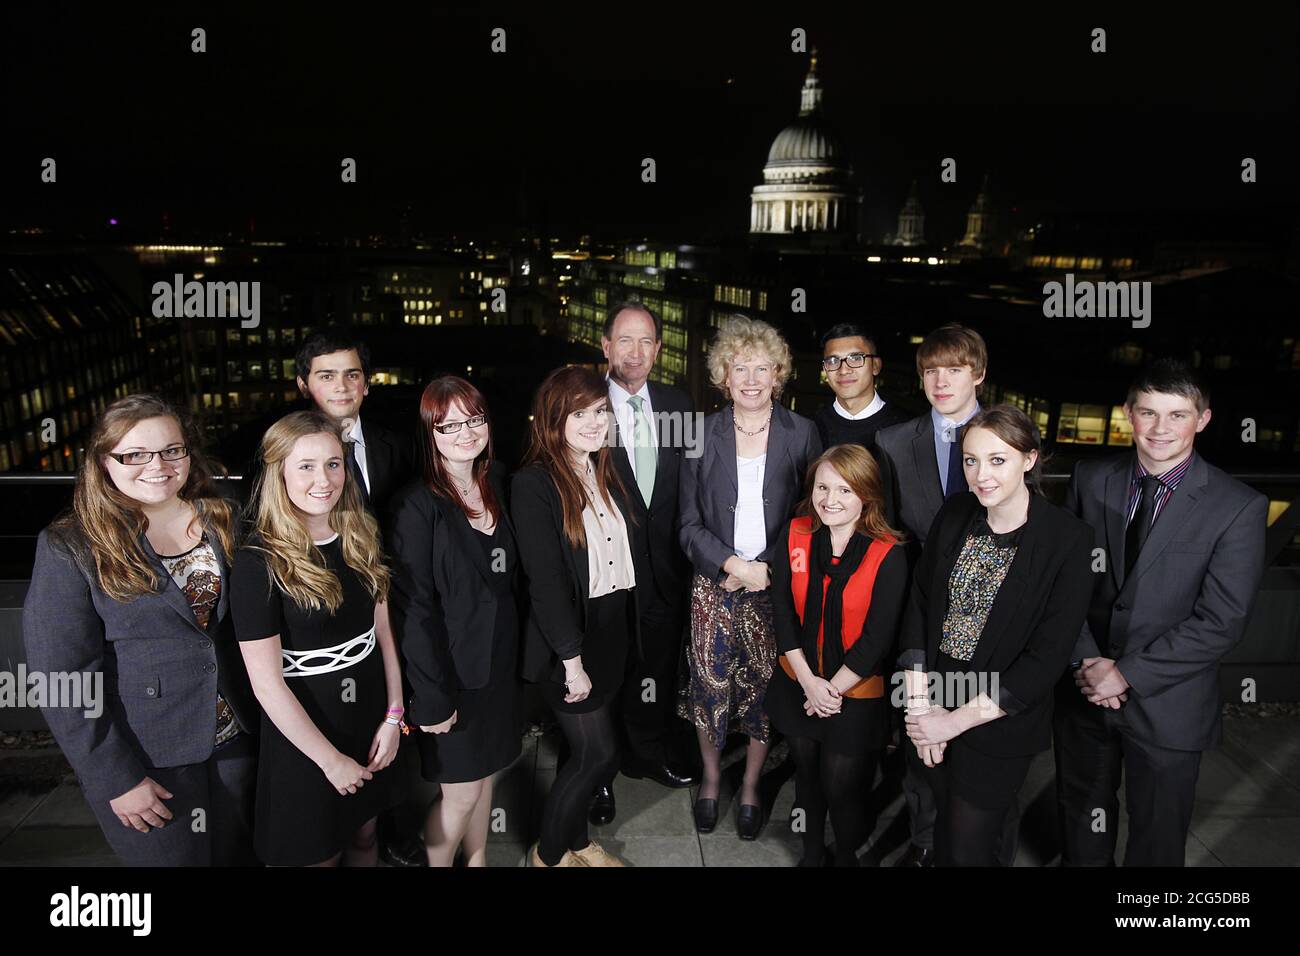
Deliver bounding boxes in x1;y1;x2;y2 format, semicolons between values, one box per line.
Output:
733;403;773;437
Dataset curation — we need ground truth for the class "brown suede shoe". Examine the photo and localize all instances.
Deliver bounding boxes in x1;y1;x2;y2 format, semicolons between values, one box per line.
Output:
569;840;627;867
530;843;588;867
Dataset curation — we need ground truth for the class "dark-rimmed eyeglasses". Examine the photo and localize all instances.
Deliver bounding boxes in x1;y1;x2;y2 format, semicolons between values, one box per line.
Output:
107;446;190;466
821;352;876;372
433;414;488;435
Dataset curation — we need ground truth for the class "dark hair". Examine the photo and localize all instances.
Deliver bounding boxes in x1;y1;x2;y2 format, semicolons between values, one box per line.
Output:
294;329;372;384
416;376;501;526
964;404;1046;494
820;322;878;353
1125;358;1208;414
603;301;662;341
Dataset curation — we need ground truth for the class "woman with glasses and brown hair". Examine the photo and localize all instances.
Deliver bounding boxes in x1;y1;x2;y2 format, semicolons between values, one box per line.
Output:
231;409;405;867
511;365;647;867
765;444;907;866
387;375;523;866
23;394;258;865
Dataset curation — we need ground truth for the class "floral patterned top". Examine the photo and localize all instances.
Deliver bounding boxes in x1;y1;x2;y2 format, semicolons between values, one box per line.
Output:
938;518;1024;662
158;538;241;748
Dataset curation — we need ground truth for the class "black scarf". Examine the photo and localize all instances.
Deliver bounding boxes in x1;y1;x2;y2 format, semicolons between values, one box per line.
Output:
800;525;871;677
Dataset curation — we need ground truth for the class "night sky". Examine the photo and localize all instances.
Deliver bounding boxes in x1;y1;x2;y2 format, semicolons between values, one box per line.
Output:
3;3;1297;242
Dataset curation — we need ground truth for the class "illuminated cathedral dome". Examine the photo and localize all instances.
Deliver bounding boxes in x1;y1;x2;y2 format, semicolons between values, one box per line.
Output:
750;51;860;238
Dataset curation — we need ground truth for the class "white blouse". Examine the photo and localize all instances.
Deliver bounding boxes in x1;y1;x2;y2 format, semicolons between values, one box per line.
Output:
732;453;768;561
582;488;636;598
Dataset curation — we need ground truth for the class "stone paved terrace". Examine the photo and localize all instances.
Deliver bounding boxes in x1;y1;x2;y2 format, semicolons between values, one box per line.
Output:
2;710;1298;867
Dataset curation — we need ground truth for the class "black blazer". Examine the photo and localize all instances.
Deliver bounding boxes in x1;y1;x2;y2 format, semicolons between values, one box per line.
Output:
608;380;694;611
678;402;823;578
899;492;1094;756
510;463;650;684
386;462;519;726
876;412;946;550
356;415;415;520
21;515;258;801
1065;453;1268;751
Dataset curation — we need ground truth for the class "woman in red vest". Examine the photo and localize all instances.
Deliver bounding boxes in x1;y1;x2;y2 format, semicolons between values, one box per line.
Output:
765;444;907;866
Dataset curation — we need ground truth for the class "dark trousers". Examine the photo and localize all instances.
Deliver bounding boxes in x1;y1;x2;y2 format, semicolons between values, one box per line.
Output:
900;711;1020;864
617;595;689;766
87;732;258;866
1054;679;1203;867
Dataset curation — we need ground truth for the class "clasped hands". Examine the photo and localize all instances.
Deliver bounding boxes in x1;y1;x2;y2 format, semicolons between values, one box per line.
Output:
905;702;960;767
1074;657;1130;709
721;558;769;593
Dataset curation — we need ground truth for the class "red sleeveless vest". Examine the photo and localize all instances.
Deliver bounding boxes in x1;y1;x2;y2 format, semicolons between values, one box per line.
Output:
779;516;894;698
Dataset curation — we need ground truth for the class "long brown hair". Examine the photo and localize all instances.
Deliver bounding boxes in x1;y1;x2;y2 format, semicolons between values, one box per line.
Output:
521;366;629;548
247;410;389;612
417;375;501;524
796;443;903;541
50;394;234;602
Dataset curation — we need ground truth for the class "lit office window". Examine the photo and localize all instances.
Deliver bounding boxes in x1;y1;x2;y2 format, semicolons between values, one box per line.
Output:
1057;403;1108;444
1107;407;1134;446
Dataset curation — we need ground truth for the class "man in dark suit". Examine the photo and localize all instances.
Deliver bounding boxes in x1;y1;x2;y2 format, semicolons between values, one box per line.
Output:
295;329;422;867
294;330;413;519
876;323;995;867
1055;359;1268;866
588;301;699;826
813;322;908;524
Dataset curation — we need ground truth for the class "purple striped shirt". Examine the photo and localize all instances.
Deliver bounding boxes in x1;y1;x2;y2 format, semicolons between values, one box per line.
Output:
1126;452;1195;530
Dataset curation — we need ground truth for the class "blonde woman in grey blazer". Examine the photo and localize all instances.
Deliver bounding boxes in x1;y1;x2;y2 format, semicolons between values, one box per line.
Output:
677;316;822;839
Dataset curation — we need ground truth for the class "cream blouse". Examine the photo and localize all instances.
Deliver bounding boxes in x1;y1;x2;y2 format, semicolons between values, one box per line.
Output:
581;485;636;599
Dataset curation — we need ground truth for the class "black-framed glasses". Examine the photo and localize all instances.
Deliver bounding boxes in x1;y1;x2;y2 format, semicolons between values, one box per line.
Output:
433;414;488;435
821;352;876;371
107;446;190;466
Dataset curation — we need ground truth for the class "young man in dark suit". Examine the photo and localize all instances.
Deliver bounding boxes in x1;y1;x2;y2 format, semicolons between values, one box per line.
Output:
296;330;422;867
294;331;413;520
876;323;1000;867
587;301;699;826
1055;359;1268;866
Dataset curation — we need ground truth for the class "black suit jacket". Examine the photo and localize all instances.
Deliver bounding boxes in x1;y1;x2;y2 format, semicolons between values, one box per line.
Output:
22;515;258;801
900;492;1094;756
876;412;946;551
608;380;694;612
386;462;519;726
678;402;823;578
355;415;415;520
812;398;909;527
1065;453;1268;751
510;464;650;684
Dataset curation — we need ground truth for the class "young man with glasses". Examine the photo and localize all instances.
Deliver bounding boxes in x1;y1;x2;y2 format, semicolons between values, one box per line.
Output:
813;323;909;452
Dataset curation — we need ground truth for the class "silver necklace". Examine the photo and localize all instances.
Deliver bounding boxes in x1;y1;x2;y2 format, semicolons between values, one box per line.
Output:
733;403;773;437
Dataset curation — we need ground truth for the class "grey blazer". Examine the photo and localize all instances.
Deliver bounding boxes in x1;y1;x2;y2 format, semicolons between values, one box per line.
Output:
875;412;946;549
22;522;257;801
678;402;822;578
1066;453;1268;751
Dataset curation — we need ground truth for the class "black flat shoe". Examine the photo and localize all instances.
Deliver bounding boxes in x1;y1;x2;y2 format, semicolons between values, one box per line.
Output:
623;758;699;789
737;803;763;841
379;837;426;868
894;844;933;867
589;785;616;827
693;798;718;833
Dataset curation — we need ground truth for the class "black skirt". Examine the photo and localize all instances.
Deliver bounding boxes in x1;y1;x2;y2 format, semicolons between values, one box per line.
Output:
764;665;889;756
540;587;632;714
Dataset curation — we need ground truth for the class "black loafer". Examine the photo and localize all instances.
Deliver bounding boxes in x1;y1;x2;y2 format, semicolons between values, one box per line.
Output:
693;798;718;833
737;803;763;841
894;844;933;867
379;837;426;868
623;758;699;789
589;785;616;826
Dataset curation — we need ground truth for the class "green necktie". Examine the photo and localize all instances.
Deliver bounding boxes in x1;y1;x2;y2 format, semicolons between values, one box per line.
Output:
628;394;656;507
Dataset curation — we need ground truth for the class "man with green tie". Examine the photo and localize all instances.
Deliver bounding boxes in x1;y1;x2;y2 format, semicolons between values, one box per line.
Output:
587;301;699;827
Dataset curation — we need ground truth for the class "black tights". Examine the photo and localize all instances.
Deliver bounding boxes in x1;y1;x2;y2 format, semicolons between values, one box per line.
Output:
537;700;620;866
786;735;877;867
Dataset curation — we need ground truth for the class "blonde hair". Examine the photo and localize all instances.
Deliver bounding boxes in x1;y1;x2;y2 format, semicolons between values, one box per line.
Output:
52;394;234;602
247;410;389;612
707;315;793;398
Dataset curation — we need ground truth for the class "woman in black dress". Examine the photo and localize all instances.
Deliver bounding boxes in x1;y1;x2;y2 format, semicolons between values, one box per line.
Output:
511;366;645;867
900;405;1094;866
766;444;907;866
388;375;523;867
232;410;405;867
